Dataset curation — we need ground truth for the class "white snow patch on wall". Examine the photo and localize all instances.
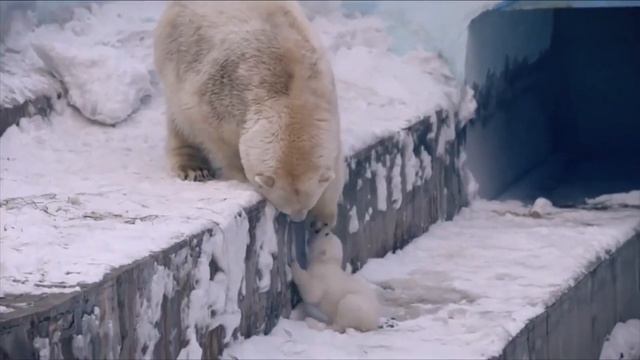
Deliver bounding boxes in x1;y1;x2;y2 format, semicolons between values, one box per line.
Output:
135;263;175;360
0;305;12;313
391;153;403;209
72;306;101;360
364;208;373;223
456;149;477;200
348;206;359;233
256;203;278;293
599;319;640;360
33;337;50;360
178;213;250;359
373;159;388;211
437;114;456;158
420;148;433;181
400;132;420;191
457;85;478;126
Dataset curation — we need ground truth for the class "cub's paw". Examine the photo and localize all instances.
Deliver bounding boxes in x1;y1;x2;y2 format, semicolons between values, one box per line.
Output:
380;317;398;329
175;167;213;182
311;220;331;234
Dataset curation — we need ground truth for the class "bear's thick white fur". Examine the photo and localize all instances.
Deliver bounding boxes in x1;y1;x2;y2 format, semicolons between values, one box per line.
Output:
153;1;345;227
292;231;381;332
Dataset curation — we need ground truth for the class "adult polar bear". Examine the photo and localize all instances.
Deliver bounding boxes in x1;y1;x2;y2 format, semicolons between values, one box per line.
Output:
154;1;345;227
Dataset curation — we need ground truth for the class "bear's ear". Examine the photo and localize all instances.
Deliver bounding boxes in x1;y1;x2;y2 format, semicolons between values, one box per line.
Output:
318;170;335;184
254;174;275;188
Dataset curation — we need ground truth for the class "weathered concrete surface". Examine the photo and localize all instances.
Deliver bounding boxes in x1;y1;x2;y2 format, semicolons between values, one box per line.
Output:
0;109;468;359
493;232;640;360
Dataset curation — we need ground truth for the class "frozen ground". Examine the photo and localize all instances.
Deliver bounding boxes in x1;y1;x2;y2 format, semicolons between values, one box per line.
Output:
599;319;640;360
0;2;472;296
225;198;640;359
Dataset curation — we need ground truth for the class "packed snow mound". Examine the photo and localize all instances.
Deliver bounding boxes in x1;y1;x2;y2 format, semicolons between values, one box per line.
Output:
599;319;640;360
32;42;152;125
225;200;640;359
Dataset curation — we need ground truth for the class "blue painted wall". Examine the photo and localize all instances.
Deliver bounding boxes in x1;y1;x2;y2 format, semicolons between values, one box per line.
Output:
463;8;555;200
463;5;640;201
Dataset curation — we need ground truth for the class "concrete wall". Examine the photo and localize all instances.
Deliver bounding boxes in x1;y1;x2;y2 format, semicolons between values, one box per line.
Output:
463;8;555;200
549;7;640;157
463;5;640;201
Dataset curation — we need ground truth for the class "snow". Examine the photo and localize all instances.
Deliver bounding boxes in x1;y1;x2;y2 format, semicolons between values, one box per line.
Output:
135;264;175;360
400;133;420;191
33;337;50;360
373;159;388;211
71;307;100;359
420;148;433;181
0;102;260;295
348;207;359;234
256;204;278;293
529;197;555;218
587;191;640;208
225;199;640;359
178;214;250;360
599;319;640;360
364;208;373;223
32;41;153;125
390;154;403;209
308;7;475;155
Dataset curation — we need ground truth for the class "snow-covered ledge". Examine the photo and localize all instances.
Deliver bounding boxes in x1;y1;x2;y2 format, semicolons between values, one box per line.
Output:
495;233;640;360
0;2;474;358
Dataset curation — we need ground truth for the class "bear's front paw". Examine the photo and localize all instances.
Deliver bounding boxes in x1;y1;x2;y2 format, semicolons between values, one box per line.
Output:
175;167;213;182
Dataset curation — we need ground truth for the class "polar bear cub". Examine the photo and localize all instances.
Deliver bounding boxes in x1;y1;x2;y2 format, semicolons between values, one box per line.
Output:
291;231;381;332
153;1;345;227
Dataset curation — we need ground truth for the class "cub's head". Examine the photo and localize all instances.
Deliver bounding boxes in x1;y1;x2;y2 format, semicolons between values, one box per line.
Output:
309;230;343;265
251;166;334;222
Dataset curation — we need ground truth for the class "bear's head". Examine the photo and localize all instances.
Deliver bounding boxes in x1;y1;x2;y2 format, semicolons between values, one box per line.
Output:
309;230;343;265
251;166;334;222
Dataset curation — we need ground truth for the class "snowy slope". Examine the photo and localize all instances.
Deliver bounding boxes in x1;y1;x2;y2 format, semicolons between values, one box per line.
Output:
224;199;640;359
0;2;471;296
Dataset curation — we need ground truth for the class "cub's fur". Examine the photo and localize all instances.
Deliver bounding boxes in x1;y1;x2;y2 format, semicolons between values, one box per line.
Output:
292;231;381;332
153;1;345;226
